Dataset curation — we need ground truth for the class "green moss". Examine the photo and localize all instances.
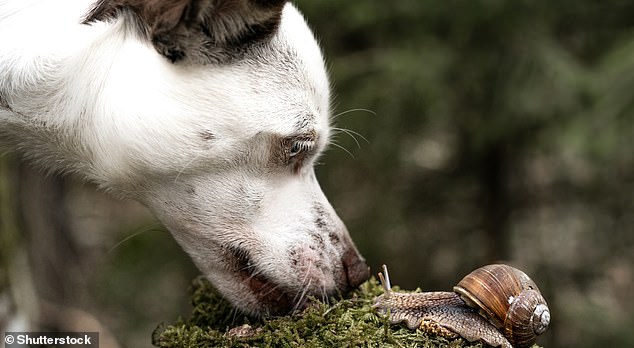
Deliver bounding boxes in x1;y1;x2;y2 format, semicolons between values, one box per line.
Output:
153;277;539;348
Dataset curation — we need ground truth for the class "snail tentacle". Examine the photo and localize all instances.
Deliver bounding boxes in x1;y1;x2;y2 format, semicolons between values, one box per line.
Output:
377;264;393;294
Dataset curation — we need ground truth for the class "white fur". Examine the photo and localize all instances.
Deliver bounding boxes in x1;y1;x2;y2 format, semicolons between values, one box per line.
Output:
0;0;366;314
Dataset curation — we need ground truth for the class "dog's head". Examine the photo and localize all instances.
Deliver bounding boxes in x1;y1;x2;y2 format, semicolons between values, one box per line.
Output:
83;0;369;315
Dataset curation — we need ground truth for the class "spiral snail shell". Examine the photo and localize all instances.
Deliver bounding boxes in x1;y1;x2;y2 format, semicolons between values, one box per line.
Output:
373;264;550;348
454;264;550;347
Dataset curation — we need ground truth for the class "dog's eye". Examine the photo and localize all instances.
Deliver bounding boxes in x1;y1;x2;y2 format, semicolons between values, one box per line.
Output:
289;139;314;158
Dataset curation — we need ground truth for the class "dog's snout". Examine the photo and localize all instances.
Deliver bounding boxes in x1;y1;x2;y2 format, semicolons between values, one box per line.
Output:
341;246;370;290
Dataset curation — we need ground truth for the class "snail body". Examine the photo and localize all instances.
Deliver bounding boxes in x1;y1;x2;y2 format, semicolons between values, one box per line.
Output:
373;264;550;348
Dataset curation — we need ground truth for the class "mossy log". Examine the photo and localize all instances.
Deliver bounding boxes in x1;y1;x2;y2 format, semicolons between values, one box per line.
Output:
153;276;543;348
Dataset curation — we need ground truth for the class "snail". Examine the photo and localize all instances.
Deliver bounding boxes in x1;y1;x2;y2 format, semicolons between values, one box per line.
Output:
373;264;550;348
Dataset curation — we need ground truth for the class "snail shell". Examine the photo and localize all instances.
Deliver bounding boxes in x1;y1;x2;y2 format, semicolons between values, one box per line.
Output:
453;264;551;348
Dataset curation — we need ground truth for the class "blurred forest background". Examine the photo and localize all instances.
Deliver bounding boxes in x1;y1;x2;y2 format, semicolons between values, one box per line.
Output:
1;0;633;347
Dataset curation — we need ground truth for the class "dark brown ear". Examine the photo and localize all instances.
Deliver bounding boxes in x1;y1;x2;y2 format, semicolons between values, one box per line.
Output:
84;0;288;64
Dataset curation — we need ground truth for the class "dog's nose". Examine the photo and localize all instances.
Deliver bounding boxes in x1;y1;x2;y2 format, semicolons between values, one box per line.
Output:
341;247;370;290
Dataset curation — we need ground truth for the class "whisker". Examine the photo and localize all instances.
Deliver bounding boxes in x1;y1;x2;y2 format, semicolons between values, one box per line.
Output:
321;283;329;306
108;224;165;254
293;262;313;303
244;268;263;282
173;153;202;183
241;267;259;278
332;108;377;119
260;282;283;298
332;127;369;149
332;128;360;149
293;278;312;313
113;188;153;196
230;307;241;325
329;141;355;159
336;127;369;144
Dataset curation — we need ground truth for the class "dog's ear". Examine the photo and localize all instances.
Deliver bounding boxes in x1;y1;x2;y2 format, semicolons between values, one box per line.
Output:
84;0;288;63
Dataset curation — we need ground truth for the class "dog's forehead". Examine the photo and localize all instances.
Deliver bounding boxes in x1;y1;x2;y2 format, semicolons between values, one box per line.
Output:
155;4;329;144
214;5;330;137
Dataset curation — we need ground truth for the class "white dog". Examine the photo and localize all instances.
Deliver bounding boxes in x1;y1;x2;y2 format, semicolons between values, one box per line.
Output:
0;0;368;315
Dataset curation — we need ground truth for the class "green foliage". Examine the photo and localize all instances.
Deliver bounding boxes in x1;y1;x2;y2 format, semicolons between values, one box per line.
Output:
153;277;541;348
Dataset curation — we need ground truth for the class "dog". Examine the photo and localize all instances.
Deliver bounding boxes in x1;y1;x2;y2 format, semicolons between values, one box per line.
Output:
0;0;369;315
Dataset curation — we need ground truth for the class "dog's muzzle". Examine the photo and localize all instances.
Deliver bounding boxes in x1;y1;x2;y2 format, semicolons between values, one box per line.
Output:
228;243;369;315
